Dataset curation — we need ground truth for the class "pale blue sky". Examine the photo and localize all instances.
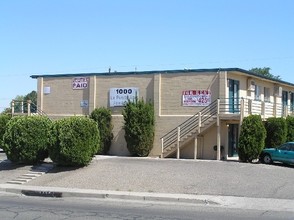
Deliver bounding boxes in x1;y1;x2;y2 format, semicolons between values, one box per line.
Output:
1;0;293;111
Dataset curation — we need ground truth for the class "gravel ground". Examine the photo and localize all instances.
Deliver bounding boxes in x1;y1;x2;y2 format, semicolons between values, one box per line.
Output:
21;155;294;200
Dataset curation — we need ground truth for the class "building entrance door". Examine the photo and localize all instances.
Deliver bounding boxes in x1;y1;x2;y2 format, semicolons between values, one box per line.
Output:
228;79;240;113
228;124;239;157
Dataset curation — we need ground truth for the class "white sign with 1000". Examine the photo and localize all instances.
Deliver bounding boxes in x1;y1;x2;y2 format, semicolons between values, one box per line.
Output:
109;87;139;107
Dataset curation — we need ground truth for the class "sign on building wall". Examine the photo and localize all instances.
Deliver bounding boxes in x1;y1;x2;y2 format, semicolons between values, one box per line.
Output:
43;86;51;94
72;77;89;90
80;100;89;108
110;87;139;107
182;90;211;106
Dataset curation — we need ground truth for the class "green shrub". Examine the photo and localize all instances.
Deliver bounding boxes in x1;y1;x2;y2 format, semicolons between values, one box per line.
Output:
264;117;287;147
122;98;155;157
238;115;266;162
0;114;11;149
90;107;113;154
2;116;52;164
286;116;294;142
49;117;100;166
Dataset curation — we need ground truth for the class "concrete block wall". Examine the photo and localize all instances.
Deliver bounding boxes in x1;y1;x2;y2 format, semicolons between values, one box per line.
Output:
160;72;218;115
95;74;154;113
42;77;90;115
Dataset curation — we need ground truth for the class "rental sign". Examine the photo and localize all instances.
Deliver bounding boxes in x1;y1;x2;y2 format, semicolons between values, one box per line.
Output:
182;90;211;106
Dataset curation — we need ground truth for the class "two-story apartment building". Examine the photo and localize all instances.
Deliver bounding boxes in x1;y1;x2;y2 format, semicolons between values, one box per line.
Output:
30;68;294;160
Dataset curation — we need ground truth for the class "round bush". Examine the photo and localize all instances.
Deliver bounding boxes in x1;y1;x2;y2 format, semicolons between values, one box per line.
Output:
49;117;100;166
2;116;52;164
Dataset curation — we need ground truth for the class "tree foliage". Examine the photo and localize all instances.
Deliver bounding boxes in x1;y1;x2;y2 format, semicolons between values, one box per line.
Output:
249;67;281;80
238;115;266;162
24;90;38;113
264;117;287;148
122;98;155;157
90;107;113;154
1;90;37;114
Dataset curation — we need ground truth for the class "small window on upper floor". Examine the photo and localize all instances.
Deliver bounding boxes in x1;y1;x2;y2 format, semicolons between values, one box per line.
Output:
255;85;262;101
264;87;270;102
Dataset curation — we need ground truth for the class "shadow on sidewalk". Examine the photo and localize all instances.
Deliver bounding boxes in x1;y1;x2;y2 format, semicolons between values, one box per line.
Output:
45;164;85;174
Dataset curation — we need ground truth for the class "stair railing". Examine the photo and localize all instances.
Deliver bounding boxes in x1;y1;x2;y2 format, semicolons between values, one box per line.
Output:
161;99;218;156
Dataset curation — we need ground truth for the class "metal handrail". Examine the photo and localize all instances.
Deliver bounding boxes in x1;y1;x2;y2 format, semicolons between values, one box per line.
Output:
161;99;218;151
11;100;48;117
30;102;48;117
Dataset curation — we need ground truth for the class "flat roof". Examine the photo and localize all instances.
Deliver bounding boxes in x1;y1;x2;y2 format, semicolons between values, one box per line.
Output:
30;67;294;87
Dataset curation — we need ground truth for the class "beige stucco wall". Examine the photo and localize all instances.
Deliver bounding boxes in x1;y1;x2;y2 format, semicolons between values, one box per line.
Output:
108;115;130;156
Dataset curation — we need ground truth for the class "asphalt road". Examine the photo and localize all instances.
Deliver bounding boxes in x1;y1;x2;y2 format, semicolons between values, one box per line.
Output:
0;193;293;220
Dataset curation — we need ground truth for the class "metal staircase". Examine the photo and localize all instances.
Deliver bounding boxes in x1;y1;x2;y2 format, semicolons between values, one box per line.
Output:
161;100;218;158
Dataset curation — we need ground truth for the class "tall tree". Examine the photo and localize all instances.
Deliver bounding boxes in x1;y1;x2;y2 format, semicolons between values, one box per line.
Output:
249;67;281;80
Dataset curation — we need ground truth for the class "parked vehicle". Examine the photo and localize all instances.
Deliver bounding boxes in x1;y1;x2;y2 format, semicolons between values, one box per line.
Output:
260;142;294;165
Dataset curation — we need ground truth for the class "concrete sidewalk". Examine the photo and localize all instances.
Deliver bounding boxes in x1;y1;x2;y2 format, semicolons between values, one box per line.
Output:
1;154;294;212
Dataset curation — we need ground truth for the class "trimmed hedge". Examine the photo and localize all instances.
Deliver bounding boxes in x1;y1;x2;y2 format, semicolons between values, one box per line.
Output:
286;116;294;142
238;115;266;162
0;114;11;149
122;98;155;157
90;107;113;154
2;116;51;164
49;117;100;166
264;117;287;148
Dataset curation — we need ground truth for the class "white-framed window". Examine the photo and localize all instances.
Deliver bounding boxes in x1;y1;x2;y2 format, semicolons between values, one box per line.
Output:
264;87;270;102
255;85;262;101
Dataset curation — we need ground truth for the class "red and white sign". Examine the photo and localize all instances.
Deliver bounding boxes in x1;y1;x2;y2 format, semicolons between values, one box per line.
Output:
182;90;211;106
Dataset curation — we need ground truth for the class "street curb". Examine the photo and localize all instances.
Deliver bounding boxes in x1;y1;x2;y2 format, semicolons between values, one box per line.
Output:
0;184;214;205
1;184;294;212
